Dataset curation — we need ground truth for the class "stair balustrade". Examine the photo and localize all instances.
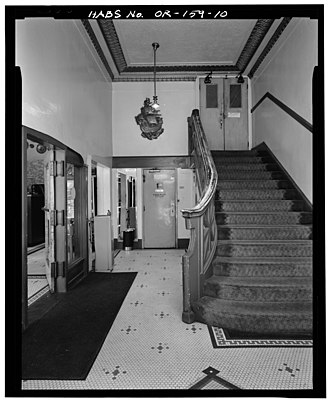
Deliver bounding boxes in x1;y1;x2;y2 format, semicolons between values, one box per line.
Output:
181;109;218;324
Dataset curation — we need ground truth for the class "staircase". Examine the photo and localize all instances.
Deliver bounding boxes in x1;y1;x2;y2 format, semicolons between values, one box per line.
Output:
192;148;313;336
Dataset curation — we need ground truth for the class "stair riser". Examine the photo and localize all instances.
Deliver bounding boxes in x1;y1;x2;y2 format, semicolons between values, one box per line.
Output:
212;156;273;164
204;283;312;302
193;305;313;336
216;200;304;212
216;163;279;171
216;244;312;258
216;213;312;225
217;171;285;180
217;189;297;200
217;227;312;241
218;180;292;190
213;263;312;277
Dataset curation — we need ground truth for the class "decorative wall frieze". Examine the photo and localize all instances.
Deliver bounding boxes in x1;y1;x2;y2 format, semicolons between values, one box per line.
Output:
236;19;274;73
97;20;127;72
81;19;114;80
248;17;292;78
113;76;197;82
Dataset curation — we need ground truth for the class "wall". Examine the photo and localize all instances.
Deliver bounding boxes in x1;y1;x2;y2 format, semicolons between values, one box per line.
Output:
16;19;113;162
252;18;317;203
112;81;196;156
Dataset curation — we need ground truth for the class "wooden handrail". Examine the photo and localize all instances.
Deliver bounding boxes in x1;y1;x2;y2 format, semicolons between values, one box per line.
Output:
181;109;218;324
251;92;313;133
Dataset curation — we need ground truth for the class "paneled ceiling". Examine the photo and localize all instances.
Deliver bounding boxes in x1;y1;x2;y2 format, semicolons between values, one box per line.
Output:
82;18;292;80
113;20;257;67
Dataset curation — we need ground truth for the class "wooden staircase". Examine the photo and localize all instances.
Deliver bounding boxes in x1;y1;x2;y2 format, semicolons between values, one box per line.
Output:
192;148;313;336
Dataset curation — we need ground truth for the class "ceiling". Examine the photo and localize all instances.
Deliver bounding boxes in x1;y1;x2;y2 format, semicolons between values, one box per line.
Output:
82;18;292;80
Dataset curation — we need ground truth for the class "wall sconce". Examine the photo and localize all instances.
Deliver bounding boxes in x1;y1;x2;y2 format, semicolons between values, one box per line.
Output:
237;74;245;84
204;71;212;84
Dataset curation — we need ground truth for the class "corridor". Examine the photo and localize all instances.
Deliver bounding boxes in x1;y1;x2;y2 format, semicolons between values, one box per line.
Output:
22;249;313;391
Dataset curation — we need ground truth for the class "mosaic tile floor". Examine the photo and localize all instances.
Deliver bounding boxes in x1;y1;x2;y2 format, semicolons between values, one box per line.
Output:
22;249;313;391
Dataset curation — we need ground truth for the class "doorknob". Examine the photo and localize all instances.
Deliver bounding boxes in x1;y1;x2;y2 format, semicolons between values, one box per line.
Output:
219;116;223;129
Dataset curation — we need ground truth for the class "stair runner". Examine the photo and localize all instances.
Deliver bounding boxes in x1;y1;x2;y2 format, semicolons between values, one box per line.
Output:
192;149;313;336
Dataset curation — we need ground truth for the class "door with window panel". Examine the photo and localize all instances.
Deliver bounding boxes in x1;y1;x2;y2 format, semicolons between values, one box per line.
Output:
200;77;248;150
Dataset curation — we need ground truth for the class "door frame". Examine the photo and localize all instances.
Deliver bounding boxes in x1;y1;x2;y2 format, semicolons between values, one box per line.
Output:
142;168;177;249
22;126;86;329
195;74;252;150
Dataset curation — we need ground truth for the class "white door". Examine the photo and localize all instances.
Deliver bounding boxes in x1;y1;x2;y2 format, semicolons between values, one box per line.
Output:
200;77;249;150
143;169;176;248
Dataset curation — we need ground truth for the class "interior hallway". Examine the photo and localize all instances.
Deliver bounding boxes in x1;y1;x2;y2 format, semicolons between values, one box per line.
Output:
22;249;313;391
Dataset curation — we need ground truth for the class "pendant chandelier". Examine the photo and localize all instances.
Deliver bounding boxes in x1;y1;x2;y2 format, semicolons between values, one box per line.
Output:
135;42;164;140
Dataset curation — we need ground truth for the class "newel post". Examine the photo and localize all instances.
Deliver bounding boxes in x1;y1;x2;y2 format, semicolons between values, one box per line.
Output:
182;214;203;324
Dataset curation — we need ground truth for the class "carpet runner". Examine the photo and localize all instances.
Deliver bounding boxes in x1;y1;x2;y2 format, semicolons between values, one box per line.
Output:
192;147;313;337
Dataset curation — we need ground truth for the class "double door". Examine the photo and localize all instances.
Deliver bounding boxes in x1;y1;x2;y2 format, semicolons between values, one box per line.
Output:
200;77;249;150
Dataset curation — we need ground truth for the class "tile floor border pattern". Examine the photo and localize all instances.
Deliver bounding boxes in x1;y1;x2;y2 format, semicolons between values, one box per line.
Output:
209;326;313;348
22;250;313;391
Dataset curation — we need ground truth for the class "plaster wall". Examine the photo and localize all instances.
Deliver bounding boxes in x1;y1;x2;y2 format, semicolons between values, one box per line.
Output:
16;18;113;162
252;18;317;202
112;81;196;156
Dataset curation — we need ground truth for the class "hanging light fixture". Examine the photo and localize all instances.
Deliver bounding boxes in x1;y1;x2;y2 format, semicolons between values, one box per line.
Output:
135;42;164;140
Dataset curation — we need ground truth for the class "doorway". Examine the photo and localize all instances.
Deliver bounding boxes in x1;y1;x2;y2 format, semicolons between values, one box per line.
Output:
143;169;176;248
199;77;249;150
22;126;88;328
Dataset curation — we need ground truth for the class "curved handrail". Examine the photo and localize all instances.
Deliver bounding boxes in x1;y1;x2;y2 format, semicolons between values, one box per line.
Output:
181;109;218;324
181;110;218;217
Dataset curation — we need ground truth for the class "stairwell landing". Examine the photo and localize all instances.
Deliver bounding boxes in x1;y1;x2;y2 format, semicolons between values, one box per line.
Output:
192;147;313;337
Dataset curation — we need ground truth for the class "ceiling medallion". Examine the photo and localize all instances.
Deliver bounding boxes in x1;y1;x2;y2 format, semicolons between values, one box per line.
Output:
135;43;164;140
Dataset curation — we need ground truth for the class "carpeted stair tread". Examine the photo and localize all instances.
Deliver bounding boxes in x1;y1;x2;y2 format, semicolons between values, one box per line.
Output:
216;242;312;258
212;256;312;264
204;275;312;303
192;297;312;335
215;200;305;212
217;180;292;190
215;163;278;171
216;212;312;225
217;171;285;180
217;189;297;200
217;225;312;240
212;261;312;277
205;275;312;288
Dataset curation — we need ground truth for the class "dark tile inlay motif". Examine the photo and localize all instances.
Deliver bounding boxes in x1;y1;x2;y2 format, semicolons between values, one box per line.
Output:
103;365;127;380
155;311;170;319
278;363;301;377
186;324;203;334
130;301;143;307
151;342;170;353
157;291;171;296
137;284;148;288
190;366;240;390
121;325;137;335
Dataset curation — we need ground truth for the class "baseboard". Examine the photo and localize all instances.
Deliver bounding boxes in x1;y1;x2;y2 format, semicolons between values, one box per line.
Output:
177;238;189;249
254;142;312;212
114;239;143;250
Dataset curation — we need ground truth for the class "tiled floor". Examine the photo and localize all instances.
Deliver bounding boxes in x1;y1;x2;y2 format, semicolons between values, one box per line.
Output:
22;249;313;390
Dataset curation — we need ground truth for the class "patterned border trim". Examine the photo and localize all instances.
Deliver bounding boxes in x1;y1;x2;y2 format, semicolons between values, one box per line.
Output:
236;19;274;72
28;285;49;307
81;19;114;80
113;76;197;82
123;65;239;73
209;326;313;348
190;366;240;390
97;20;127;72
248;17;292;78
